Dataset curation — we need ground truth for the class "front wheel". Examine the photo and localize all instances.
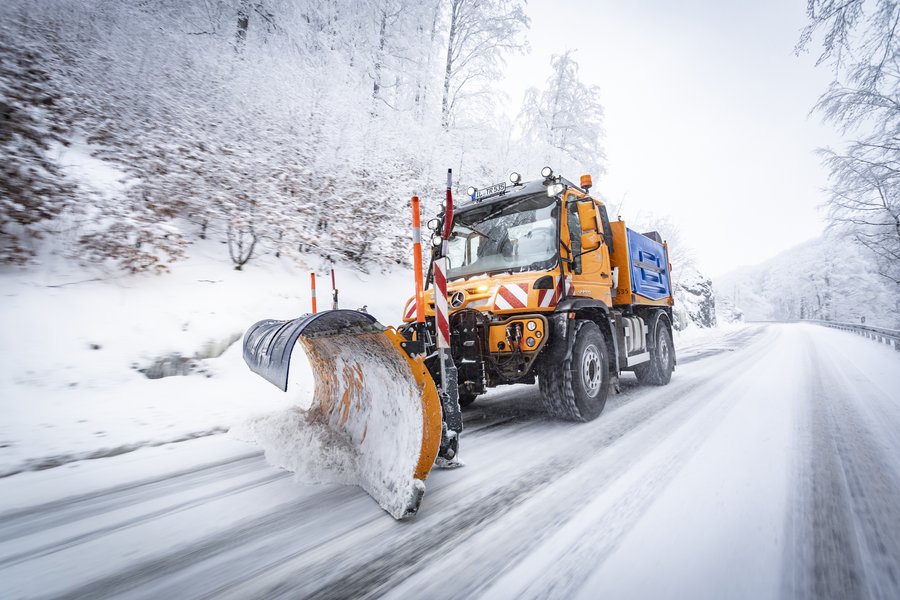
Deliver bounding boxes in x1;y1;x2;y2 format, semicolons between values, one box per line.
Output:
458;390;479;408
635;317;674;385
539;320;610;422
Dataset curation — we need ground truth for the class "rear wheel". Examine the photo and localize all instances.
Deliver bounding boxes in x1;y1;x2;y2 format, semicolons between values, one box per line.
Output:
539;320;609;422
635;317;674;385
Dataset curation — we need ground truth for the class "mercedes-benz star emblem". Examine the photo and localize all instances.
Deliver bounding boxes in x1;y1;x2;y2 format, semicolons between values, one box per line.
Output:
449;291;465;308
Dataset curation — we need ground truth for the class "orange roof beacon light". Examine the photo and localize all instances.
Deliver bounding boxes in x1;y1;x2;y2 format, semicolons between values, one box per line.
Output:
580;173;593;191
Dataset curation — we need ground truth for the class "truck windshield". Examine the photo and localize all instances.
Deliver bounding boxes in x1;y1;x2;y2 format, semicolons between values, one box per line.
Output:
446;193;558;280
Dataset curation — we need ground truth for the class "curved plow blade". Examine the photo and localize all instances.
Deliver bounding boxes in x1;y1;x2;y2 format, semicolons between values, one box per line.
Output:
243;310;442;519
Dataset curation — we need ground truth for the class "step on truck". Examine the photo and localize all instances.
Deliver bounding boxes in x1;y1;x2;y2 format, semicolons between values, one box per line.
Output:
242;168;676;519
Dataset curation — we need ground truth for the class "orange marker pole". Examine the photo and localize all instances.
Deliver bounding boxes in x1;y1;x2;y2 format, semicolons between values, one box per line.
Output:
411;196;425;324
310;272;317;314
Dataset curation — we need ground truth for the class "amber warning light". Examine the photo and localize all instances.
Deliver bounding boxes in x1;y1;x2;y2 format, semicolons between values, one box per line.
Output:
580;174;593;191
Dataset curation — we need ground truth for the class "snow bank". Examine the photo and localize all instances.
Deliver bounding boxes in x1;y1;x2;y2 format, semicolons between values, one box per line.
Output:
0;243;414;476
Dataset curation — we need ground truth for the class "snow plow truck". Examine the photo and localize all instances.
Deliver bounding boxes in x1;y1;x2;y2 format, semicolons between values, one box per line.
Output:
242;168;675;519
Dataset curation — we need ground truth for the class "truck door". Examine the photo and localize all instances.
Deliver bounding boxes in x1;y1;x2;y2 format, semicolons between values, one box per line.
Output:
565;194;613;306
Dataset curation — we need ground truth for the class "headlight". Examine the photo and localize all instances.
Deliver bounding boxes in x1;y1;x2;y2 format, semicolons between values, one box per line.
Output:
547;182;566;197
526;320;537;331
466;186;476;198
526;337;536;348
541;166;553;178
432;236;442;247
509;172;521;184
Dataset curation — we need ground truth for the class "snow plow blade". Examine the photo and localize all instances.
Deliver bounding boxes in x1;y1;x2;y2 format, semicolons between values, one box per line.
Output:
243;310;442;519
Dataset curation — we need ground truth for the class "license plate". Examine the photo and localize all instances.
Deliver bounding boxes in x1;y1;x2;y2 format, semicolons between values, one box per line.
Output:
475;182;506;201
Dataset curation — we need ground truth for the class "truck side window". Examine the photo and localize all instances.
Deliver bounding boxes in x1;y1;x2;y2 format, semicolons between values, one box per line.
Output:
567;199;582;274
598;204;614;254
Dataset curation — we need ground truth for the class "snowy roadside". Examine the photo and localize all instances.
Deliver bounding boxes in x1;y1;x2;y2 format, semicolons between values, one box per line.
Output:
0;245;413;477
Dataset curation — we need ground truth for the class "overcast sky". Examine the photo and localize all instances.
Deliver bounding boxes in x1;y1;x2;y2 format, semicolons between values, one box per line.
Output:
501;0;843;277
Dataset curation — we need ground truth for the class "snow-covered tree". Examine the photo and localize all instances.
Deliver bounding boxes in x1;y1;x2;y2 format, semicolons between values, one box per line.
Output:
440;0;529;129
820;150;900;284
800;0;900;287
520;51;606;174
0;0;536;273
0;42;76;264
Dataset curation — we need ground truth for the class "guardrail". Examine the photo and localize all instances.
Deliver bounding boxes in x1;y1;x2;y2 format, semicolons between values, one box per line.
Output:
806;319;900;352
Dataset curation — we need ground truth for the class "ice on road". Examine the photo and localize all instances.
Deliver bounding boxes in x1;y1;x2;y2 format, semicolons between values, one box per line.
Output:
1;323;899;599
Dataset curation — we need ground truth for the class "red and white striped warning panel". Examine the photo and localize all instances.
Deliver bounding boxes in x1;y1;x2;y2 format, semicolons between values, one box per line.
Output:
403;298;416;320
434;257;451;348
493;282;530;310
535;276;575;308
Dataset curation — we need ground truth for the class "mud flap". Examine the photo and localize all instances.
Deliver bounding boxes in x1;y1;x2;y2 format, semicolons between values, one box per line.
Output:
243;310;443;519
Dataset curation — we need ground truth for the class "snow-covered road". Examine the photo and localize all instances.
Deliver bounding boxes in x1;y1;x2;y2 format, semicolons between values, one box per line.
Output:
2;323;899;600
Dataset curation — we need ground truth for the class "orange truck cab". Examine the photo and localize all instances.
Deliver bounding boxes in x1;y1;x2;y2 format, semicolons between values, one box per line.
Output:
401;169;676;421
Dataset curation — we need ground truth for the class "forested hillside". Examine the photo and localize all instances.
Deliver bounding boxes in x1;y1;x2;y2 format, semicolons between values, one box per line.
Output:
715;234;899;328
0;0;604;272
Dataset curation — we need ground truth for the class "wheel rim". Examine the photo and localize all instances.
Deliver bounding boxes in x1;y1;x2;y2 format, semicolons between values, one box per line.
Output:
581;344;603;398
658;330;670;367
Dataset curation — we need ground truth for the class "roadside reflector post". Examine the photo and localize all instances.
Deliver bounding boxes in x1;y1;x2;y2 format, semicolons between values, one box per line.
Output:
310;272;317;314
411;196;426;329
331;268;338;310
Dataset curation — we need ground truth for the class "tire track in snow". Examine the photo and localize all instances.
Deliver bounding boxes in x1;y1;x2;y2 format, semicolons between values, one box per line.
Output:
676;324;765;364
44;486;365;600
784;333;900;600
399;326;780;600
21;408;560;598
0;470;289;569
203;330;781;599
1;408;536;598
0;452;265;543
101;375;712;600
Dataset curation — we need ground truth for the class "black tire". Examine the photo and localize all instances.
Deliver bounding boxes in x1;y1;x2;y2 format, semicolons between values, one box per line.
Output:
635;317;674;385
458;390;478;408
539;320;609;422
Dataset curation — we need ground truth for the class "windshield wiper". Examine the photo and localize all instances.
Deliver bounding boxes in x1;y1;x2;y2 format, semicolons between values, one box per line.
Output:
466;222;496;242
468;194;541;226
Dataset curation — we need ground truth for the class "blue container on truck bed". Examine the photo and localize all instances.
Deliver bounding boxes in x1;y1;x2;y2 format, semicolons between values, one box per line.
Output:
626;228;671;301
